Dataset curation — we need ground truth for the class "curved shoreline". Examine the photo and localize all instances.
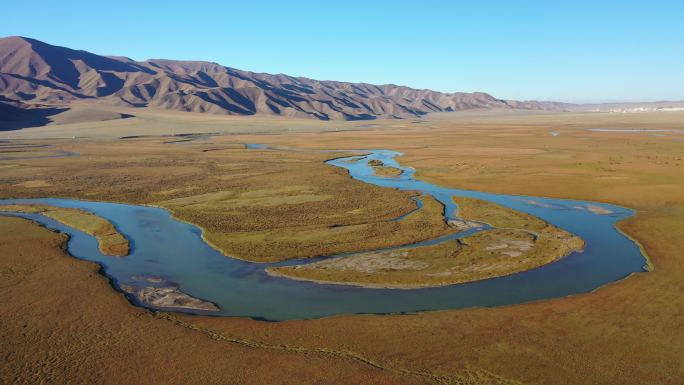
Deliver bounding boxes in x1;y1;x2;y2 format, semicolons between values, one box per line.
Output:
0;143;650;265
264;229;583;289
267;196;586;289
0;144;652;320
404;160;653;273
0;204;130;257
616;219;654;272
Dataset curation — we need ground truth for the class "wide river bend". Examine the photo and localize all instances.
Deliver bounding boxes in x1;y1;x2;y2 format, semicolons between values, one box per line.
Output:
0;148;648;320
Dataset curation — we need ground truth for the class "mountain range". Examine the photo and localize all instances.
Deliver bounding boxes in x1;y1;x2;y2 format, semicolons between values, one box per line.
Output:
0;36;573;122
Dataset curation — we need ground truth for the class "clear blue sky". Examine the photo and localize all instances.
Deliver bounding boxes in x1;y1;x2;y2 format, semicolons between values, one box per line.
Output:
3;0;682;102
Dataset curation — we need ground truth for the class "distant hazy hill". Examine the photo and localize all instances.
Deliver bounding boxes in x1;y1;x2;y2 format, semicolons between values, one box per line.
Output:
0;36;576;122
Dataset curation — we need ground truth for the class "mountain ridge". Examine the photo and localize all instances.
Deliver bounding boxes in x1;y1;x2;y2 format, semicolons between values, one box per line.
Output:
0;35;571;121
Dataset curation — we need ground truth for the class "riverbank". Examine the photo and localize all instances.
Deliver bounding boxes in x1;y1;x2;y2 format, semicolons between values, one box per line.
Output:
0;203;129;256
0;143;647;319
0;216;414;384
1;138;461;263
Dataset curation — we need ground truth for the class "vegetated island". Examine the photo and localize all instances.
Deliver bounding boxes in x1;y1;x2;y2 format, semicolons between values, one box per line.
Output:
368;159;404;177
163;193;457;263
267;197;584;288
0;204;129;257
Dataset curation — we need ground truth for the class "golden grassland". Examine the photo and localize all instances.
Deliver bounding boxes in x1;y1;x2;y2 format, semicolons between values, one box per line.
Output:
0;216;426;385
0;203;129;256
0;138;453;262
167;193;454;262
1;110;684;384
267;197;583;288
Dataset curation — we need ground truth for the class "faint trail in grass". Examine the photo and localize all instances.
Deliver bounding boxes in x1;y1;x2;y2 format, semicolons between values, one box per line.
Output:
154;312;523;385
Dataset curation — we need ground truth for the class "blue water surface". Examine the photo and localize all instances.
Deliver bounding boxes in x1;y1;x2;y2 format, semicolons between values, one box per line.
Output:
0;149;648;320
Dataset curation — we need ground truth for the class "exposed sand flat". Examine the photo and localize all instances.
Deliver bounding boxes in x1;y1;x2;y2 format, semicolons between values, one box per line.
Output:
121;285;219;311
585;205;614;215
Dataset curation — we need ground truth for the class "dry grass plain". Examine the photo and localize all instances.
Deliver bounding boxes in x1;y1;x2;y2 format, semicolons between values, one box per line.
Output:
1;109;684;384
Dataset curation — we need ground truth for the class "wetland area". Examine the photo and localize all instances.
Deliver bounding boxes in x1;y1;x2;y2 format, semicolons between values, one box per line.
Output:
2;111;683;384
0;147;648;320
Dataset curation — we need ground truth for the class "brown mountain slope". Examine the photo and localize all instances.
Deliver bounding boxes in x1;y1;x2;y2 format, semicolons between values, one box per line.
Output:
0;36;569;121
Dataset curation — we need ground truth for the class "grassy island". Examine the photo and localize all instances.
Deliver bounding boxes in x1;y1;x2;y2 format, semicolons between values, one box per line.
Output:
368;159;404;177
0;204;129;257
175;193;458;263
267;197;584;287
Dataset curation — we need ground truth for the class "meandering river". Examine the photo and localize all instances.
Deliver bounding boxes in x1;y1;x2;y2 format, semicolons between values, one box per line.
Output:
0;148;648;320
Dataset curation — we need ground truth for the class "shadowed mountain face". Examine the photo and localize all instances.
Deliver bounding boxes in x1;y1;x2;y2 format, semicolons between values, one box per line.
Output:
0;97;67;130
0;36;569;121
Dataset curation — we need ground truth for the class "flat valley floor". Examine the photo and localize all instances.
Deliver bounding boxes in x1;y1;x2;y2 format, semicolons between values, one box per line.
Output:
1;109;683;384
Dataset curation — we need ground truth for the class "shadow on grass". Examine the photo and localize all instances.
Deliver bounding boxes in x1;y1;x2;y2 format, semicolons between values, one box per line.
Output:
0;101;68;131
